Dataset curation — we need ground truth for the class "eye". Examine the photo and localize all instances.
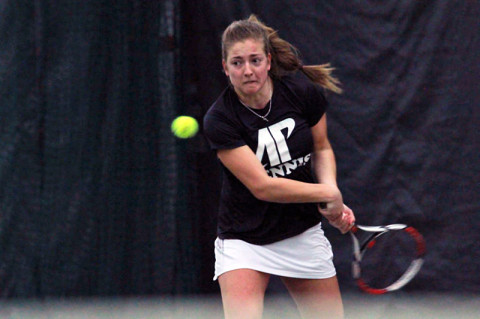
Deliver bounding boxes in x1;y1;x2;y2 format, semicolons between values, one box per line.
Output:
231;60;242;67
252;57;262;65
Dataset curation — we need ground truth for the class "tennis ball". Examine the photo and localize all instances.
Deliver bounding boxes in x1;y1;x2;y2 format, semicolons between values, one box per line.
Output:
171;115;199;139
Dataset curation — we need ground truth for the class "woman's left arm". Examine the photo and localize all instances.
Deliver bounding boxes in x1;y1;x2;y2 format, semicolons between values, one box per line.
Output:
311;114;337;186
312;113;355;233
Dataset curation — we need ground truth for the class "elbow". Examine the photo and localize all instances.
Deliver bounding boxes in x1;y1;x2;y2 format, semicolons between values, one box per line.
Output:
249;181;273;202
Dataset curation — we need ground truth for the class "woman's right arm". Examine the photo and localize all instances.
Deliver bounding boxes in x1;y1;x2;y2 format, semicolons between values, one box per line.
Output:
216;145;342;205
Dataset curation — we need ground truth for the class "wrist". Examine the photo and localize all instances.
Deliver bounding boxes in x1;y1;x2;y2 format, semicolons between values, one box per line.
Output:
321;185;341;203
326;211;343;221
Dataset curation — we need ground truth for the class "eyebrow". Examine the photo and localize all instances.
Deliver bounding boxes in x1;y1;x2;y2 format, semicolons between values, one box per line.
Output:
230;53;263;60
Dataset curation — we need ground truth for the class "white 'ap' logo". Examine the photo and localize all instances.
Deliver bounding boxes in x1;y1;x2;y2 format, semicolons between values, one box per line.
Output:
255;118;295;167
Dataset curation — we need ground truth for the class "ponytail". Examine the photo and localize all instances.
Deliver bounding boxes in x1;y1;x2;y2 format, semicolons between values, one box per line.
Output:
299;64;342;94
247;15;342;94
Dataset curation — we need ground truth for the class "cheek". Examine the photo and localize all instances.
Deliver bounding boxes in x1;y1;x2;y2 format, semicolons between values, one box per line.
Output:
228;69;241;81
260;66;270;78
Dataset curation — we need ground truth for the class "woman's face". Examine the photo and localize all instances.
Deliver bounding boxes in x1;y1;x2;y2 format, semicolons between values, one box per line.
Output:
223;38;271;98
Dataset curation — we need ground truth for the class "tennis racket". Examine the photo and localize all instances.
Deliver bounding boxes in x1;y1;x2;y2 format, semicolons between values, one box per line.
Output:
349;223;426;294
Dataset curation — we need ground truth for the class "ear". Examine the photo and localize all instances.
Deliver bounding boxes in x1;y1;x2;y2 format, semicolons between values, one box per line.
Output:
267;53;272;71
222;60;229;76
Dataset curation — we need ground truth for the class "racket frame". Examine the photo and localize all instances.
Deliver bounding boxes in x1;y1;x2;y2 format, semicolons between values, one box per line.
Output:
350;223;426;294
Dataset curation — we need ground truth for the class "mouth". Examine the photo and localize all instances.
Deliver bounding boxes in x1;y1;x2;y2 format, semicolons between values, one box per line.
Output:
243;80;257;85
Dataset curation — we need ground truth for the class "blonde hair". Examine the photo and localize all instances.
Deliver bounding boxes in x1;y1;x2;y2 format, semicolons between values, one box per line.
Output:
221;14;342;94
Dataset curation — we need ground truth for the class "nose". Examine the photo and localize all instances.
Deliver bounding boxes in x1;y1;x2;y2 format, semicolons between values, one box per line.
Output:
244;62;253;76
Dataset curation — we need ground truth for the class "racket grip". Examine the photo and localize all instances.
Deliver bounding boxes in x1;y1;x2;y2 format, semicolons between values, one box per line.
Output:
350;224;358;233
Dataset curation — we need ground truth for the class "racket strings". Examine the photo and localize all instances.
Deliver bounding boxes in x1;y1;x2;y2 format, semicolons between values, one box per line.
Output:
356;229;421;292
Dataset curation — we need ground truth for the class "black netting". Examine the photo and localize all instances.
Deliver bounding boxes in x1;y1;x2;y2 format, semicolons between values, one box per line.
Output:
181;0;480;294
0;0;479;298
0;0;197;297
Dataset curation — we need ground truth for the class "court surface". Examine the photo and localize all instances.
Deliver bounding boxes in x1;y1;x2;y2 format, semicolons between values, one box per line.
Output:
1;292;478;318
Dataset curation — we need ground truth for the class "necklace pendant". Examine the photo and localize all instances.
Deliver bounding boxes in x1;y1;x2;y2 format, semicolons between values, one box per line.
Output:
238;92;273;123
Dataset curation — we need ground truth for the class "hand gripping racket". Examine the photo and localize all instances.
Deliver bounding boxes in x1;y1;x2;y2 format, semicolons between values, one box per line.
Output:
349;223;426;294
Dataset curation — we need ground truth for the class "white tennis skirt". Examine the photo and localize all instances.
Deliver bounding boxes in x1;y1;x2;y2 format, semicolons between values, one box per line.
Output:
213;222;336;280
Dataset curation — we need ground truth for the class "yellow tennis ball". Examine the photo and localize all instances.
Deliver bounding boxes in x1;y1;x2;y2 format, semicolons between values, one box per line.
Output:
171;116;199;139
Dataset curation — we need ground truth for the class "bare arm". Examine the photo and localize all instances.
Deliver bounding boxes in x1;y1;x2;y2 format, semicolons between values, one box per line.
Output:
311;114;337;187
216;113;354;233
311;114;356;233
216;146;341;204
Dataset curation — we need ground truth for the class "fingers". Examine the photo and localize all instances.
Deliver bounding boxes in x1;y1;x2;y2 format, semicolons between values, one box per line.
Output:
343;205;356;226
318;200;356;234
327;205;356;234
332;213;351;234
317;201;343;220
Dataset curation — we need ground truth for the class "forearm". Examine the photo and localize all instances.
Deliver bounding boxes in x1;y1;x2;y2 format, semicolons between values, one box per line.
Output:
311;141;345;217
313;144;337;186
253;177;341;204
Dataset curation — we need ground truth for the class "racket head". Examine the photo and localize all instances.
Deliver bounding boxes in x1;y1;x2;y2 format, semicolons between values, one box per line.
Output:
350;224;426;294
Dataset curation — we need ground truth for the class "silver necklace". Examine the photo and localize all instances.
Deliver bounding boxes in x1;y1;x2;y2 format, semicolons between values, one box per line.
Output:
238;94;272;122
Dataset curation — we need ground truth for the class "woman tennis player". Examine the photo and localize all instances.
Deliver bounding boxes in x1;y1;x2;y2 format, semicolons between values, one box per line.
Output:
203;15;355;319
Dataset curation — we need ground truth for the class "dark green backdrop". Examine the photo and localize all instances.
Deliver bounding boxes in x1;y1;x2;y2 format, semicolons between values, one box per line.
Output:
0;0;479;297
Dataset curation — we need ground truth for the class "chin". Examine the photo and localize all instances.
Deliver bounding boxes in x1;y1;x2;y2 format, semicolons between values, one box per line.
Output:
242;84;261;93
242;89;259;96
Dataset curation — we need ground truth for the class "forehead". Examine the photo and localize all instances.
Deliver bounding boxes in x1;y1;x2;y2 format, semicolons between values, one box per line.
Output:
226;38;266;59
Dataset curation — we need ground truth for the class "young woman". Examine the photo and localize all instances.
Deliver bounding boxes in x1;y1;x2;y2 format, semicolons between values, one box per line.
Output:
203;15;355;319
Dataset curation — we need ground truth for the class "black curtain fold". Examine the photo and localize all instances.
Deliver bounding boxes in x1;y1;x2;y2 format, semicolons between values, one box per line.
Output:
0;0;478;298
0;0;196;297
182;0;480;293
